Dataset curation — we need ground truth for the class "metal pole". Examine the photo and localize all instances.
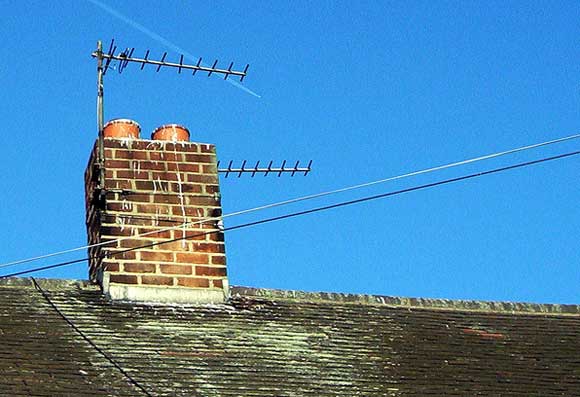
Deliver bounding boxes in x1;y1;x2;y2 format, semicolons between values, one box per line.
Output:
96;41;105;187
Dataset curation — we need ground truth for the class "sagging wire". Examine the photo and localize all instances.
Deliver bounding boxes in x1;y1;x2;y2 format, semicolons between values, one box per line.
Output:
3;149;578;279
1;132;578;272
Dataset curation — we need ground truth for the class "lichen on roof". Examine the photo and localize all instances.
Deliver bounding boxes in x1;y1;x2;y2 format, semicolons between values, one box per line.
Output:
1;277;580;396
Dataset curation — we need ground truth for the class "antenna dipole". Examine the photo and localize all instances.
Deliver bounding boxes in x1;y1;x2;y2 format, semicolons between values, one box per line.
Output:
217;160;313;178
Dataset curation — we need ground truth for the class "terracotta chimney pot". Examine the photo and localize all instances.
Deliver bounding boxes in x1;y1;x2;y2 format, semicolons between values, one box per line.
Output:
152;124;190;142
103;119;141;139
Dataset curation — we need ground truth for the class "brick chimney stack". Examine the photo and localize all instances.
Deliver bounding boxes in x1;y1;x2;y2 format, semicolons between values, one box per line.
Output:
85;127;227;304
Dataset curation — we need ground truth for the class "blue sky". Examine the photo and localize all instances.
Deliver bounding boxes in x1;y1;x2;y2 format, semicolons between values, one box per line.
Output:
0;1;578;303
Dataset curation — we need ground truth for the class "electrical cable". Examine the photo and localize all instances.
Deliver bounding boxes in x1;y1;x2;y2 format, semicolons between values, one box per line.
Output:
31;277;153;397
2;149;577;279
1;132;578;271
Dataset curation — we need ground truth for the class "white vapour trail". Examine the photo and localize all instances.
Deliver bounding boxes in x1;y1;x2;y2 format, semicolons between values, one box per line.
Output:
86;0;261;98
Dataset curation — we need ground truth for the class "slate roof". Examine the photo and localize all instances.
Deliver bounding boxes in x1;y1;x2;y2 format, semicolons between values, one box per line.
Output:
1;277;579;396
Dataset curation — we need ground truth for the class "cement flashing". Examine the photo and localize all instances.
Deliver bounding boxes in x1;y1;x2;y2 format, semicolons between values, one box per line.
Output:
107;283;226;305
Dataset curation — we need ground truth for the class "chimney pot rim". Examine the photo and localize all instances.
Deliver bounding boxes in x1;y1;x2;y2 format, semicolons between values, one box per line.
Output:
104;118;142;131
152;124;190;135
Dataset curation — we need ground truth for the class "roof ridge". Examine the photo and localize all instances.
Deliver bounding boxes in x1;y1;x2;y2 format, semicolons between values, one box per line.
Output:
0;277;93;290
2;278;579;316
230;286;580;316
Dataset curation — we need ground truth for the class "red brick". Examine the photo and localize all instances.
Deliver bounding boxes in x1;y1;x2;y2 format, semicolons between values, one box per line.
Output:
173;230;207;241
105;179;133;190
175;252;209;264
211;231;225;242
186;174;217;184
138;161;166;171
148;152;162;161
176;277;209;288
106;202;134;212
181;143;200;153
185;196;220;207
110;250;137;260
160;264;193;275
114;150;137;160
195;266;227;277
185;154;213;163
126;194;151;203
104;263;120;272
211;255;226;265
100;237;120;248
141;275;174;286
131;151;149;160
157;181;170;191
152;171;180;181
104;139;137;149
167;163;199;172
178;207;204;217
105;159;130;169
205;185;220;194
136;204;171;215
135;181;154;190
192;243;225;253
202;164;217;174
140;251;173;262
103;215;146;226
158;142;178;152
138;228;171;239
87;137;229;294
109;274;138;284
172;229;207;241
119;239;155;249
117;170;150;180
134;140;160;150
161;240;192;251
153;195;181;204
124;263;156;273
101;226;133;237
160;152;184;162
172;183;202;194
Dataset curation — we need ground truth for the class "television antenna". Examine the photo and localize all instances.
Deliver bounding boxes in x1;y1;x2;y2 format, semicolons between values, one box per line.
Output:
91;39;311;185
92;39;249;134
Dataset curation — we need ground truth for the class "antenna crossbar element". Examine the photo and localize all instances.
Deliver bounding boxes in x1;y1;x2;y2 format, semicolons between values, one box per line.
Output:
92;44;249;81
217;160;313;178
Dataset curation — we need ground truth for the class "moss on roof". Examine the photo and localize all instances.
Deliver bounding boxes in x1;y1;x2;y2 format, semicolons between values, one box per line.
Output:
1;277;580;396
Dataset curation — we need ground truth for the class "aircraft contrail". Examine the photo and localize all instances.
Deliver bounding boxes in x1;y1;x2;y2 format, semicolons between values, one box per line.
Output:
86;0;261;98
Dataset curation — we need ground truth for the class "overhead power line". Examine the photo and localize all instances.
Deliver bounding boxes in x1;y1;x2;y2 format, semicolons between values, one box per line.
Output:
0;132;578;272
2;149;577;279
31;278;153;396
